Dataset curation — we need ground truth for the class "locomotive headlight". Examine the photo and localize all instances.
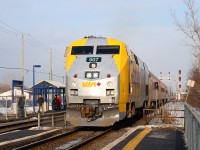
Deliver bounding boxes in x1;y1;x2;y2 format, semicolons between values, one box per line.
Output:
106;89;115;96
71;81;76;87
70;89;78;96
74;90;78;95
106;90;111;95
110;90;115;95
93;72;99;78
86;72;92;78
85;72;99;79
90;63;97;68
107;81;112;87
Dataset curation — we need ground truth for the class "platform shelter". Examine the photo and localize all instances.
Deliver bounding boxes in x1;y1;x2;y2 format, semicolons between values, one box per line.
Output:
32;80;65;111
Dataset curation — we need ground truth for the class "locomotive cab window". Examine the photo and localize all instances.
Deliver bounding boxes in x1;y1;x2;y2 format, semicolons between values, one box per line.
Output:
96;46;120;54
71;46;93;55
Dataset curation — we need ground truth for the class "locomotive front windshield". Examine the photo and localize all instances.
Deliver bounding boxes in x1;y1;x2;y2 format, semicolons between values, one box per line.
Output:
71;46;93;55
96;46;120;54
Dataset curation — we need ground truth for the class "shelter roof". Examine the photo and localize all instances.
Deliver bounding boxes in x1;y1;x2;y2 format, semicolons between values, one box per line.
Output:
30;80;65;89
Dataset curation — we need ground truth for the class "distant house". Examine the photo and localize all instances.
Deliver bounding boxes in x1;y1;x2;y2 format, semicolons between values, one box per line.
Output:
0;89;31;100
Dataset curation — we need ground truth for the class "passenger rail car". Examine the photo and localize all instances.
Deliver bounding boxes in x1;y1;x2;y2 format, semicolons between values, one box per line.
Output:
65;36;168;126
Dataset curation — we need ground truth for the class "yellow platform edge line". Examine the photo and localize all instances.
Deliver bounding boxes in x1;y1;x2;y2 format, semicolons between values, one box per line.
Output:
123;127;152;150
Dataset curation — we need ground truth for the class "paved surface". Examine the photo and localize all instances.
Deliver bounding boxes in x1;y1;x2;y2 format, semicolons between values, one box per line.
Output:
111;129;143;150
104;127;187;150
0;130;45;143
136;128;186;150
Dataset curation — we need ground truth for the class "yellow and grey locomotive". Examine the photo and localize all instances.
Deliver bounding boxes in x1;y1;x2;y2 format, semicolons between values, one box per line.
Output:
65;36;168;126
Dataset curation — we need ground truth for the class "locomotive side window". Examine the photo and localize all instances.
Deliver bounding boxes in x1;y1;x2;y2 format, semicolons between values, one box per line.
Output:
71;46;93;55
96;46;120;54
134;54;139;65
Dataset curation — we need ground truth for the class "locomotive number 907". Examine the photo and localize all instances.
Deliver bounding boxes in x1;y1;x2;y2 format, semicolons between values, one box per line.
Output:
86;57;101;62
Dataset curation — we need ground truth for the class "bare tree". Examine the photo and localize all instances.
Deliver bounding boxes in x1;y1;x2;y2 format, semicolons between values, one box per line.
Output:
0;72;20;93
187;64;200;108
172;0;200;68
0;83;11;93
2;72;19;87
172;0;200;108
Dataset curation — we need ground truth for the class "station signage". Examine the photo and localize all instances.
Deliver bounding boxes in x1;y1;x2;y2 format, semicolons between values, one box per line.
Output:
12;80;23;87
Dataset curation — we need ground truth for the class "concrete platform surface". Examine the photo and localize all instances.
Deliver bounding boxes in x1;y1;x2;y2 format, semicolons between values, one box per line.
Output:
102;126;187;150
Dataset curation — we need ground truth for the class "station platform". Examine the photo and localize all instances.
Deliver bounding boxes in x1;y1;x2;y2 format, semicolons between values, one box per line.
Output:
0;129;46;143
0;110;63;123
0;125;187;150
0;127;60;149
102;125;187;150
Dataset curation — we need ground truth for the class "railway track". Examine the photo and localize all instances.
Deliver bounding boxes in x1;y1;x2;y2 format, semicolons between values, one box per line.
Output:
13;127;83;150
0;111;66;133
13;127;112;150
67;128;112;150
12;113;145;150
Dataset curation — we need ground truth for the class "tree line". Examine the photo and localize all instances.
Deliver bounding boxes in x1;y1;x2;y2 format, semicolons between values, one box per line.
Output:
173;0;200;108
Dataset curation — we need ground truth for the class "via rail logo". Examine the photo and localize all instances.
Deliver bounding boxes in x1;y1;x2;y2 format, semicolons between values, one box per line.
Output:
82;82;101;87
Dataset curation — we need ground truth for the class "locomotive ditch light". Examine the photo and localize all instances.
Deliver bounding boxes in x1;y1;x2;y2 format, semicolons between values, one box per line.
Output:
111;90;115;95
86;72;92;78
106;89;115;96
106;90;111;95
89;63;97;68
93;72;99;78
85;72;99;79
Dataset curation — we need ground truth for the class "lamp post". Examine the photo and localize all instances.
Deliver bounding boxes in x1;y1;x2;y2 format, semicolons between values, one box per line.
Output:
33;65;41;113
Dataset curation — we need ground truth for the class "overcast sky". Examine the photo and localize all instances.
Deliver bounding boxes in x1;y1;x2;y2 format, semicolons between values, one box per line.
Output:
0;0;198;90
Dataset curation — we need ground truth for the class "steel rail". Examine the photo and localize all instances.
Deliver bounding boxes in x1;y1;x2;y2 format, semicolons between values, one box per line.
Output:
12;127;82;150
0;112;67;133
67;128;112;150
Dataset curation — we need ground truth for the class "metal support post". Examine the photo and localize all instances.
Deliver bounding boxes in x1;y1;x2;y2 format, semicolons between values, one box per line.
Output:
64;113;66;126
197;126;200;149
156;89;158;111
52;114;54;128
16;98;18;119
21;34;24;83
186;86;191;102
33;66;35;113
33;65;41;113
38;112;41;129
24;97;27;117
6;99;8;120
50;49;52;80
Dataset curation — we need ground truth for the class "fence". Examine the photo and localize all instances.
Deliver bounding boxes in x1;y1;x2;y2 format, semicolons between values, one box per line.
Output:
143;108;184;125
143;102;185;126
37;111;67;129
185;103;200;150
0;96;34;119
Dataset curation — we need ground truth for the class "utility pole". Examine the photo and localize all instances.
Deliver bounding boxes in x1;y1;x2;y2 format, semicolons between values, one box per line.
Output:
21;34;24;83
50;48;52;80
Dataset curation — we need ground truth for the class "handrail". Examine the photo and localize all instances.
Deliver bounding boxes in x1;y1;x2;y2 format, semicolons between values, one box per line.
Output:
185;103;200;150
